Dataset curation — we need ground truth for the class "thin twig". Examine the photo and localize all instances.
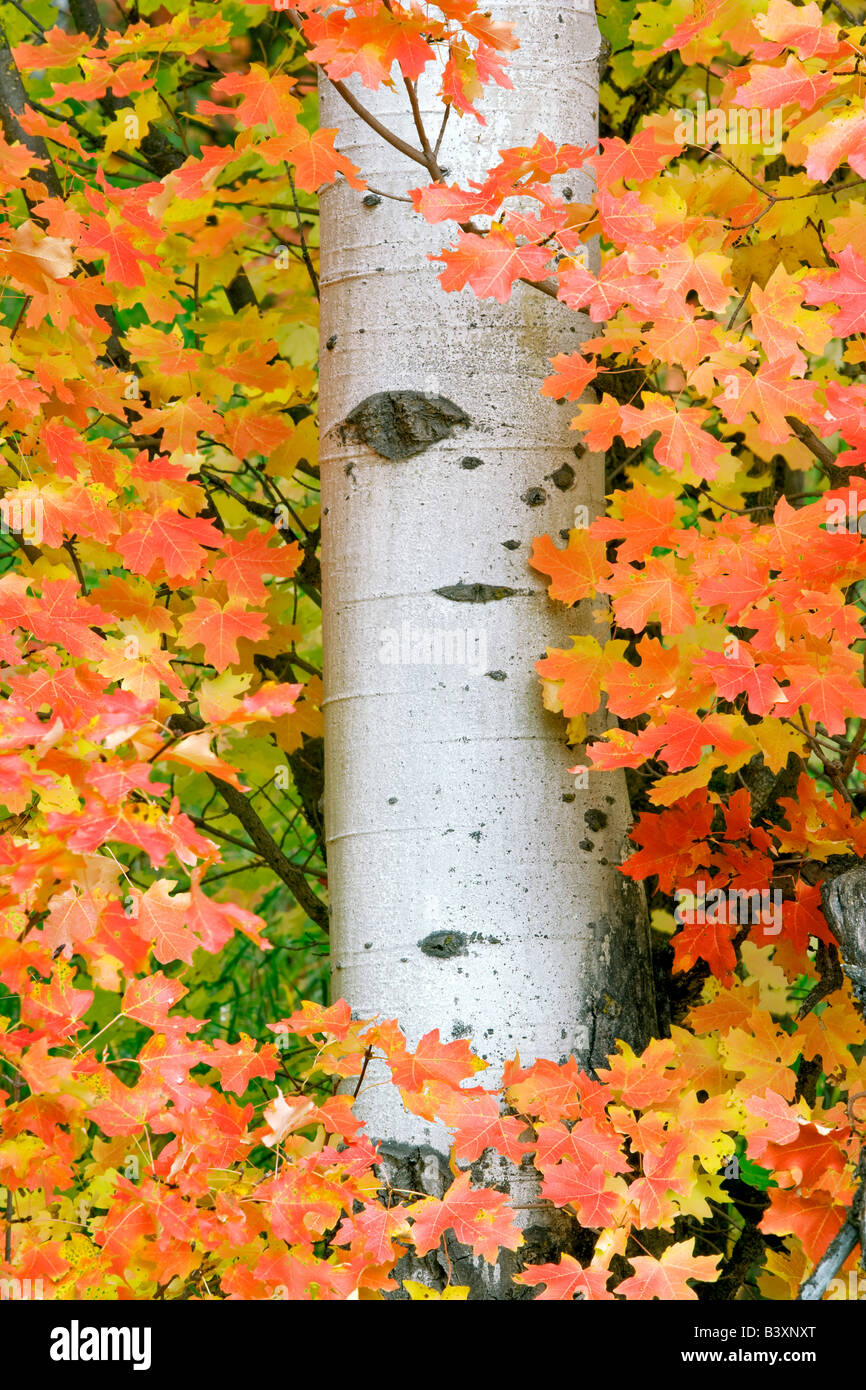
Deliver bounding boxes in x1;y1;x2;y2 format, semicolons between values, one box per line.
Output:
169;712;329;931
284;162;319;296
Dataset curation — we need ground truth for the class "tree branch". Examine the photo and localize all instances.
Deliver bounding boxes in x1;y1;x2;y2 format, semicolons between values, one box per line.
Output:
797;1203;861;1300
283;6;430;169
0;15;63;199
785;415;838;472
284;161;319;297
168;712;329;932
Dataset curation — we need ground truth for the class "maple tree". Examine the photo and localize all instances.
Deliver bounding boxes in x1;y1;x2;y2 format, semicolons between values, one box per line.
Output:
3;0;866;1305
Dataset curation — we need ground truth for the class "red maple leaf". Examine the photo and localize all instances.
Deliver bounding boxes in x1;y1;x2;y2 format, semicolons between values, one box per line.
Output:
389;1029;483;1091
540;352;598;401
615;1240;720;1299
116;509;222;582
211;1034;280;1094
432;226;552;302
516;1254;614;1300
530;531;610;604
121;972;188;1029
409;1172;522;1263
179;598;269;669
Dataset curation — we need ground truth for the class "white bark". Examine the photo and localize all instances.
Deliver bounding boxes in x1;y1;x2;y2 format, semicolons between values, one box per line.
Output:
319;1;657;1165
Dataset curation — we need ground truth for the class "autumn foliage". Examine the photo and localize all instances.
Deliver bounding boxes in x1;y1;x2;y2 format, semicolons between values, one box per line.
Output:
2;0;866;1301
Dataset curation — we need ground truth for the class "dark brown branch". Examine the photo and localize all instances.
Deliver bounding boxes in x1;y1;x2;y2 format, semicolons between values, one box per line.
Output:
327;74;429;169
0;16;63;199
68;0;102;37
168;713;329;932
404;76;438;171
785;415;837;472
284;7;429;169
6;0;44;34
284;162;319;297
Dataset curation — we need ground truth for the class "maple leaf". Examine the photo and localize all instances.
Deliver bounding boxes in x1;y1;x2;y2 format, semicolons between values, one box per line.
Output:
87;1077;166;1138
212;1034;279;1095
731;56;832;111
401;1280;469;1300
598;1037;681;1109
627;1136;693;1228
761;1187;849;1264
541;1161;629;1228
615;1240;721;1299
803;109;866;183
698;646;781;716
116;509;222;582
673;915;739;981
604;635;681;717
753;0;843;58
179;598;269;669
536;1117;629;1176
22;964;93;1042
781;655;866;736
78;216;158;286
765;1123;849;1192
640;396;732;480
604;555;696;634
129;881;197;966
804;247;866;336
742;1088;802;1161
590;485;680;564
389;1029;485;1092
749;264;831;366
720;1014;798;1099
121;972;188;1029
197;64;299;129
3;220;74;289
589;125;684;190
621;793;715;892
133;397;223;455
211;530;301;603
287;127;365;192
410;181;494;224
13;24;94;70
537;637;623;718
277;999;354;1041
432;227;552;303
423;1082;533;1165
529;531;610;604
409;1172;522;1264
540;353;597;401
516;1254;614;1300
160;732;248;790
718;357;817;445
503;1054;598;1124
695;556;768;624
257;1169;346;1244
260;1092;317;1148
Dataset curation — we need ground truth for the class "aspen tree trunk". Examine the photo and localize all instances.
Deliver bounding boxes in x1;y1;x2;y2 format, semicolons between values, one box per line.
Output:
318;0;658;1295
